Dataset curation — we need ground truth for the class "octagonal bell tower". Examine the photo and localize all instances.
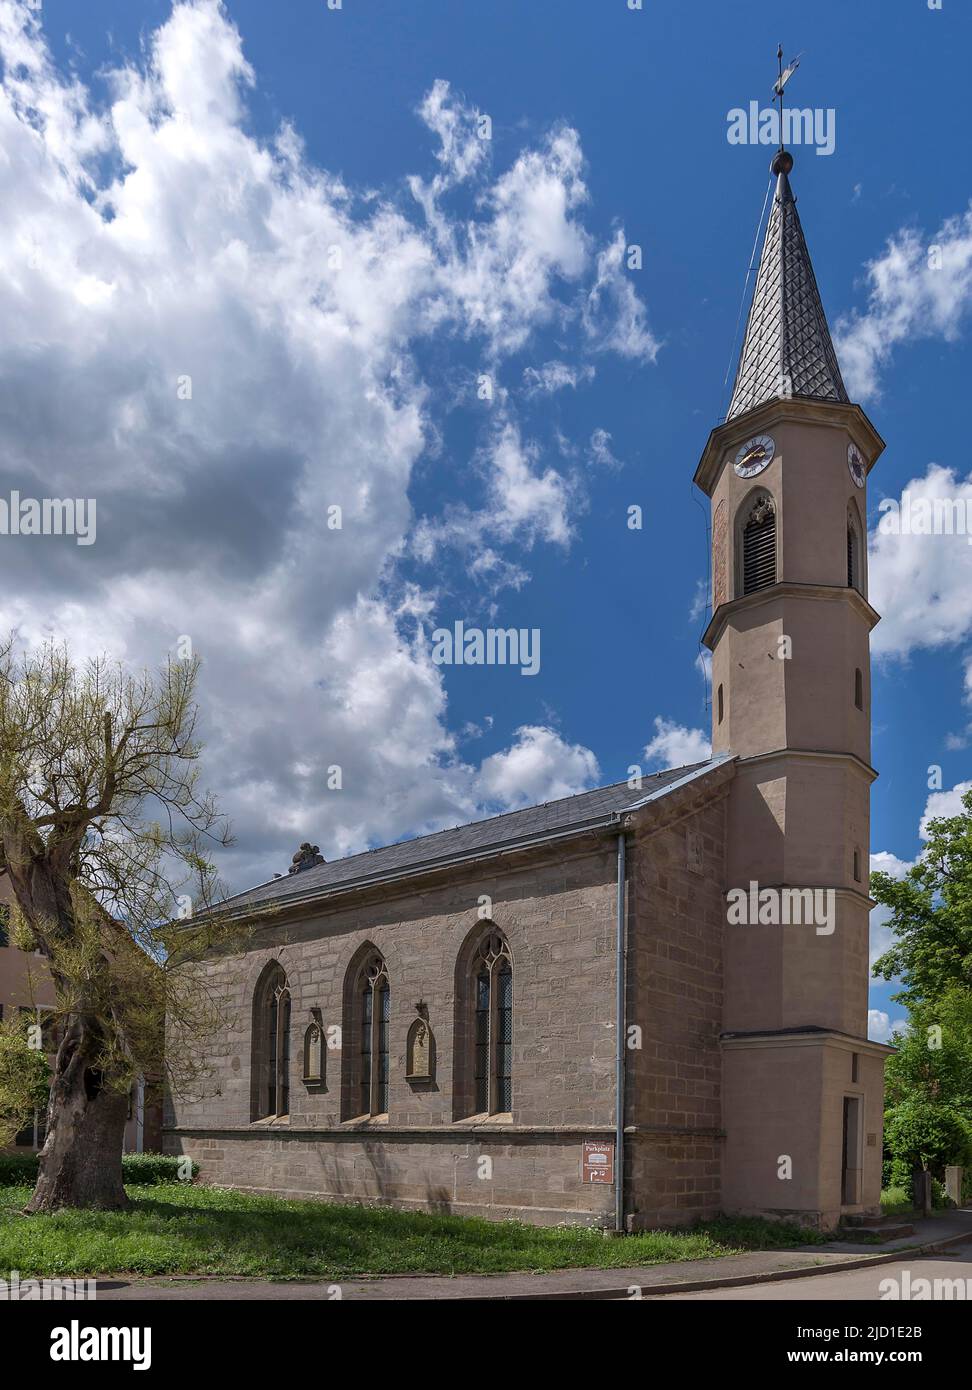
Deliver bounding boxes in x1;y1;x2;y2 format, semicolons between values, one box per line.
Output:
695;149;892;1228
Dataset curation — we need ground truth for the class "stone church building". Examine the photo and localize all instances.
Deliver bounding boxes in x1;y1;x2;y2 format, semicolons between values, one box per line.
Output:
165;148;890;1232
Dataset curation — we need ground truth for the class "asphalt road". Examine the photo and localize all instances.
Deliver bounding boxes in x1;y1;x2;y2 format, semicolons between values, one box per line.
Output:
649;1239;972;1300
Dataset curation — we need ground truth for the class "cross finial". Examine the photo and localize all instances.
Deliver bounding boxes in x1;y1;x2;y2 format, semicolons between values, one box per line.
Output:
772;44;802;164
776;44;784;151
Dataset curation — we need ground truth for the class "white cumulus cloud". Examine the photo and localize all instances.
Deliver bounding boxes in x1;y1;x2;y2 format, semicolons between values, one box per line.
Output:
477;725;600;810
0;0;655;890
867;1009;907;1045
836;206;972;401
642;716;711;770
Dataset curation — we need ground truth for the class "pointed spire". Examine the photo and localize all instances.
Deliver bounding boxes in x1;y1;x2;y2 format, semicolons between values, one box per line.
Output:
727;149;848;422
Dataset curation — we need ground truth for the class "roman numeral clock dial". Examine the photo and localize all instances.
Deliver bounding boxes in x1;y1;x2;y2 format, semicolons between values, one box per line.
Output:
847;442;866;488
733;433;775;478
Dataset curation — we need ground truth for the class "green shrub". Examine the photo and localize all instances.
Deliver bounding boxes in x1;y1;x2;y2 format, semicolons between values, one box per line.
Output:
884;1101;972;1183
0;1153;38;1186
0;1151;197;1187
931;1177;951;1209
120;1153;199;1185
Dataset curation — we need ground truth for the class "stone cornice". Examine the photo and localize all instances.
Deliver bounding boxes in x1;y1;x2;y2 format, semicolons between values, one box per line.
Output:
721;883;876;910
720;1028;895;1057
694;396;885;496
735;746;879;786
702;580;880;651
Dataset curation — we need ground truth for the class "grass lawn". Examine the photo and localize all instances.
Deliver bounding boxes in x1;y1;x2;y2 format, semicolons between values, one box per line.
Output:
881;1186;915;1218
0;1184;828;1279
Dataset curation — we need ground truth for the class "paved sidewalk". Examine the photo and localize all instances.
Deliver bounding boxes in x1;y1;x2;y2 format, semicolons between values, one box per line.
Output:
93;1208;972;1301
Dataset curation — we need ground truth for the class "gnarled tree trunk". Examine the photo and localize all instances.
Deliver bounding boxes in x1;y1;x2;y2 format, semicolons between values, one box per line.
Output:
24;1018;129;1213
1;829;130;1213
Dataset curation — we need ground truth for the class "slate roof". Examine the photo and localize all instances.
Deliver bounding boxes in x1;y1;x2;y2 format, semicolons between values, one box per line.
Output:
222;759;717;914
728;157;849;422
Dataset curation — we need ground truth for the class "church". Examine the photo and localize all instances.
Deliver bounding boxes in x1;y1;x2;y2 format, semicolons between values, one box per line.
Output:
164;145;891;1233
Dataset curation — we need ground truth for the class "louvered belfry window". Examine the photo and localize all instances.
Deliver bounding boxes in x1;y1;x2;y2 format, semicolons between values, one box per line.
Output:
742;496;777;595
847;524;860;591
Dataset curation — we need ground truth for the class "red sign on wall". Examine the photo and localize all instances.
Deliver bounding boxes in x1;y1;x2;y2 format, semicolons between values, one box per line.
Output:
582;1139;615;1184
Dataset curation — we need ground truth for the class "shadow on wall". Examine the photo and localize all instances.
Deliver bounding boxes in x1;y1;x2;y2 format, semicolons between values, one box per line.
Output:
309;1138;456;1215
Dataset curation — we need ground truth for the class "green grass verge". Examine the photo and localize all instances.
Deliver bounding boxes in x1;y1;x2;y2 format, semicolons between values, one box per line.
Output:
880;1186;916;1218
0;1184;826;1279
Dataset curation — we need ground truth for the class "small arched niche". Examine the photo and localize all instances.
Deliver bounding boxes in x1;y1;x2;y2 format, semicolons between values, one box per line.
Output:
405;1013;436;1085
302;1017;325;1088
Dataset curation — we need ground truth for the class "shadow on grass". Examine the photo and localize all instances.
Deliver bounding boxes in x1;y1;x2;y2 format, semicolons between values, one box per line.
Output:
0;1184;822;1279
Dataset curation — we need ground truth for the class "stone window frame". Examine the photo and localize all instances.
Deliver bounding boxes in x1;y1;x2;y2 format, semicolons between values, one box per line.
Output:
452;923;513;1121
250;960;291;1122
340;945;391;1120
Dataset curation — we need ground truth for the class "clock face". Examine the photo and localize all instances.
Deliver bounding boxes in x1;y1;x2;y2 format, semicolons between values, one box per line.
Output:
733;434;775;479
847;442;866;488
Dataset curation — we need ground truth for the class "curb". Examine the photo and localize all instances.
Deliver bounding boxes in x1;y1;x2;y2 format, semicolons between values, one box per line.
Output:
488;1228;972;1301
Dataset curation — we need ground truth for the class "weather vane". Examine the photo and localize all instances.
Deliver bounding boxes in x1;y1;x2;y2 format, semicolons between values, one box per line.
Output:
772;44;802;154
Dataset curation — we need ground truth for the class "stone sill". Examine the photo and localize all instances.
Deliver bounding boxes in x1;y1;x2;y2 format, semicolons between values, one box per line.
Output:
165;1121;725;1140
165;1122;616;1139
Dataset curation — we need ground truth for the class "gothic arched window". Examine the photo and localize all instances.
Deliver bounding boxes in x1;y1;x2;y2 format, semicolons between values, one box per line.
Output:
740;494;777;595
473;932;513;1115
251;962;291;1121
348;952;390;1117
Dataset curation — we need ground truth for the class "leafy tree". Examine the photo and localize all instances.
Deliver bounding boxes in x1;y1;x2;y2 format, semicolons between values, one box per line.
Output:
871;788;972;1007
883;1100;972;1186
883;989;972;1113
0;638;244;1212
873;792;972;1185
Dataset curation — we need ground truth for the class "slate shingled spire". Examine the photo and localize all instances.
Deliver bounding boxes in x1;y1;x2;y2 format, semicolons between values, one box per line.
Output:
727;150;849;421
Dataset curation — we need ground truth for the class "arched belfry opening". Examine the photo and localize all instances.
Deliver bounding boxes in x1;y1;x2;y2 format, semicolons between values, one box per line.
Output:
739;492;777;596
847;503;863;593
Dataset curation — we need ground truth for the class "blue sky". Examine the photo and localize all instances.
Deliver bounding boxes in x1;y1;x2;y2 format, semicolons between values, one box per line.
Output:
3;1;971;1037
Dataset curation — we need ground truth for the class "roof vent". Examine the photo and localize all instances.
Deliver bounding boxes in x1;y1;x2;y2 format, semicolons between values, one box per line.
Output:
288;842;325;874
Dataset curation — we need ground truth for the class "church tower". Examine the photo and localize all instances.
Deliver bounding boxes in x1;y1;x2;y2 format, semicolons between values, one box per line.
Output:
695;148;890;1226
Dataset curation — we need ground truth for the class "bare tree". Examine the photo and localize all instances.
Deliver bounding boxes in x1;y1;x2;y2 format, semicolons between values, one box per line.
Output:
0;637;244;1212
